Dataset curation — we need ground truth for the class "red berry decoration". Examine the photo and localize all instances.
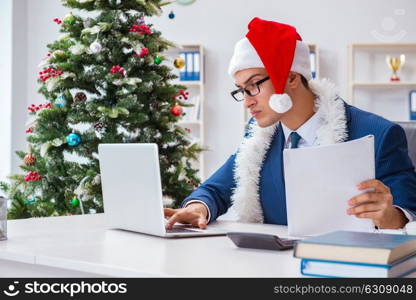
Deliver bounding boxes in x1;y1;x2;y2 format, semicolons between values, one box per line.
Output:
24;171;42;182
109;65;125;77
27;102;51;113
171;104;183;117
25;126;34;134
180;90;189;100
27;104;36;113
129;24;139;32
139;24;151;35
53;18;63;25
174;89;190;101
134;47;149;58
39;67;63;82
129;24;151;35
24;153;36;166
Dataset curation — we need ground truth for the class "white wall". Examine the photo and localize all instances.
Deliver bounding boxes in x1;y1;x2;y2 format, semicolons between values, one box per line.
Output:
3;0;416;181
0;0;29;190
0;0;13;192
11;0;28;176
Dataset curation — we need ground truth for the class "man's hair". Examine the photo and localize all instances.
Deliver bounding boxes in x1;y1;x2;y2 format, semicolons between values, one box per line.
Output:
300;75;310;90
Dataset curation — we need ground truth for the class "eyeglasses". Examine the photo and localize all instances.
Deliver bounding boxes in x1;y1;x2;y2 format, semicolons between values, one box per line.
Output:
230;76;270;102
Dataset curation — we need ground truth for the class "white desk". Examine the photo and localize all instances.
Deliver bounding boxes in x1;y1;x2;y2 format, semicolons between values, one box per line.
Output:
0;214;301;277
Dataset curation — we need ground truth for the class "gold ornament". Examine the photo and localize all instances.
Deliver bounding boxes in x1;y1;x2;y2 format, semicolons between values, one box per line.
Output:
173;56;185;69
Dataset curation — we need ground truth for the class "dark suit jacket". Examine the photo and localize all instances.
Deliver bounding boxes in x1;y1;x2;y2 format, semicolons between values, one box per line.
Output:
182;103;416;224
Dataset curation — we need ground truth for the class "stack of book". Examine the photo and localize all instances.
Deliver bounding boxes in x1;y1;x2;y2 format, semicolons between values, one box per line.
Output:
294;231;416;278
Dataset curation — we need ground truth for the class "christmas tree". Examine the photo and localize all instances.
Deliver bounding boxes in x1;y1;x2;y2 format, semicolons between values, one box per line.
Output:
0;0;202;219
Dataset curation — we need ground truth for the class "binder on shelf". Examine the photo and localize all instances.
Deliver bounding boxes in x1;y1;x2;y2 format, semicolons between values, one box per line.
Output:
179;52;186;81
410;90;416;121
309;51;316;79
193;51;200;81
185;52;194;81
178;50;201;81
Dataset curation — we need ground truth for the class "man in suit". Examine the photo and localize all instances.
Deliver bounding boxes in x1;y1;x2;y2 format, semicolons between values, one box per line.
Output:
164;17;416;230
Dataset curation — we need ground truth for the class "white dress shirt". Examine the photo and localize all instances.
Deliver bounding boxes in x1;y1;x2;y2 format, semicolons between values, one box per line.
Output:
280;111;323;149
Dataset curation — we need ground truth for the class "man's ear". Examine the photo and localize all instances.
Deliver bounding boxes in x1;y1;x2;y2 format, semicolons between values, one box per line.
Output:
286;72;301;90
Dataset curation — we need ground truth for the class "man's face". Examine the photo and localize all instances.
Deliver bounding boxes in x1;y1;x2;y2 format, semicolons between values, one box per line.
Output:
234;68;282;127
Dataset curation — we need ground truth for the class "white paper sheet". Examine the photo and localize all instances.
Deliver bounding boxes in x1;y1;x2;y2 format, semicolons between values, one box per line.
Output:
283;135;375;237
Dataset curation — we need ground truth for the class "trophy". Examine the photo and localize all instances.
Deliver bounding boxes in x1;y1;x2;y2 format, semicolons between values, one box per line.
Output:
386;54;405;82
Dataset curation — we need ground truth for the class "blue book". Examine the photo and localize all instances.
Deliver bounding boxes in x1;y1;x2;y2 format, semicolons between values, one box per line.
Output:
193;51;200;81
179;52;186;81
294;231;416;265
301;253;416;278
185;52;193;81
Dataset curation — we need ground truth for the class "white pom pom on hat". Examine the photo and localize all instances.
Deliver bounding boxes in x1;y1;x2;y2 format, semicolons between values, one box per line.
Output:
228;17;312;114
268;93;293;113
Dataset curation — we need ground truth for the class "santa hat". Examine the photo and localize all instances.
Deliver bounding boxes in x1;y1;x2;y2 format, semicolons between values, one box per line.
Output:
228;17;311;113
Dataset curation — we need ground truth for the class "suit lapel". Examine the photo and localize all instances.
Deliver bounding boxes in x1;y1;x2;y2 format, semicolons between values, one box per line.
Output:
259;123;288;224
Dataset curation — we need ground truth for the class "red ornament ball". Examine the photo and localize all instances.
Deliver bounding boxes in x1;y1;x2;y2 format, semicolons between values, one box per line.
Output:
24;153;36;166
74;92;87;103
93;122;105;132
171;105;183;116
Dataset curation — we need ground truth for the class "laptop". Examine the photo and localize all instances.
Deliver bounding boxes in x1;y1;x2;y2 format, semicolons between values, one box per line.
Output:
98;143;226;238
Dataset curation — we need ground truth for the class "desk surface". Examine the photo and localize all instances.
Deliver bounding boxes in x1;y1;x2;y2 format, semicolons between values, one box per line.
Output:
0;214;301;277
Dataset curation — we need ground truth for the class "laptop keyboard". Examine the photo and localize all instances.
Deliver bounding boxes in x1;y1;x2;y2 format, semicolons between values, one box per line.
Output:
166;227;198;233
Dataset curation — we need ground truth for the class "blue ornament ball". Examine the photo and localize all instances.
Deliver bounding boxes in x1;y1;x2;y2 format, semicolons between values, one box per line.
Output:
168;11;175;19
55;95;67;108
66;133;81;147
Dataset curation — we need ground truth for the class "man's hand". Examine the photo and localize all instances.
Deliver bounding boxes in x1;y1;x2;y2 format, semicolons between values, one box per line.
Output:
347;179;408;229
164;203;208;230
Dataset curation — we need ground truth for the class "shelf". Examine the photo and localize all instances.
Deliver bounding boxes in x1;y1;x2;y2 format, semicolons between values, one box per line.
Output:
351;43;416;49
352;82;416;88
163;44;205;180
177;121;201;126
171;81;203;87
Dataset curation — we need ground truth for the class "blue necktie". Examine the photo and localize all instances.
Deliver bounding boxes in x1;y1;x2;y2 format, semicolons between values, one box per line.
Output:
290;132;301;149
